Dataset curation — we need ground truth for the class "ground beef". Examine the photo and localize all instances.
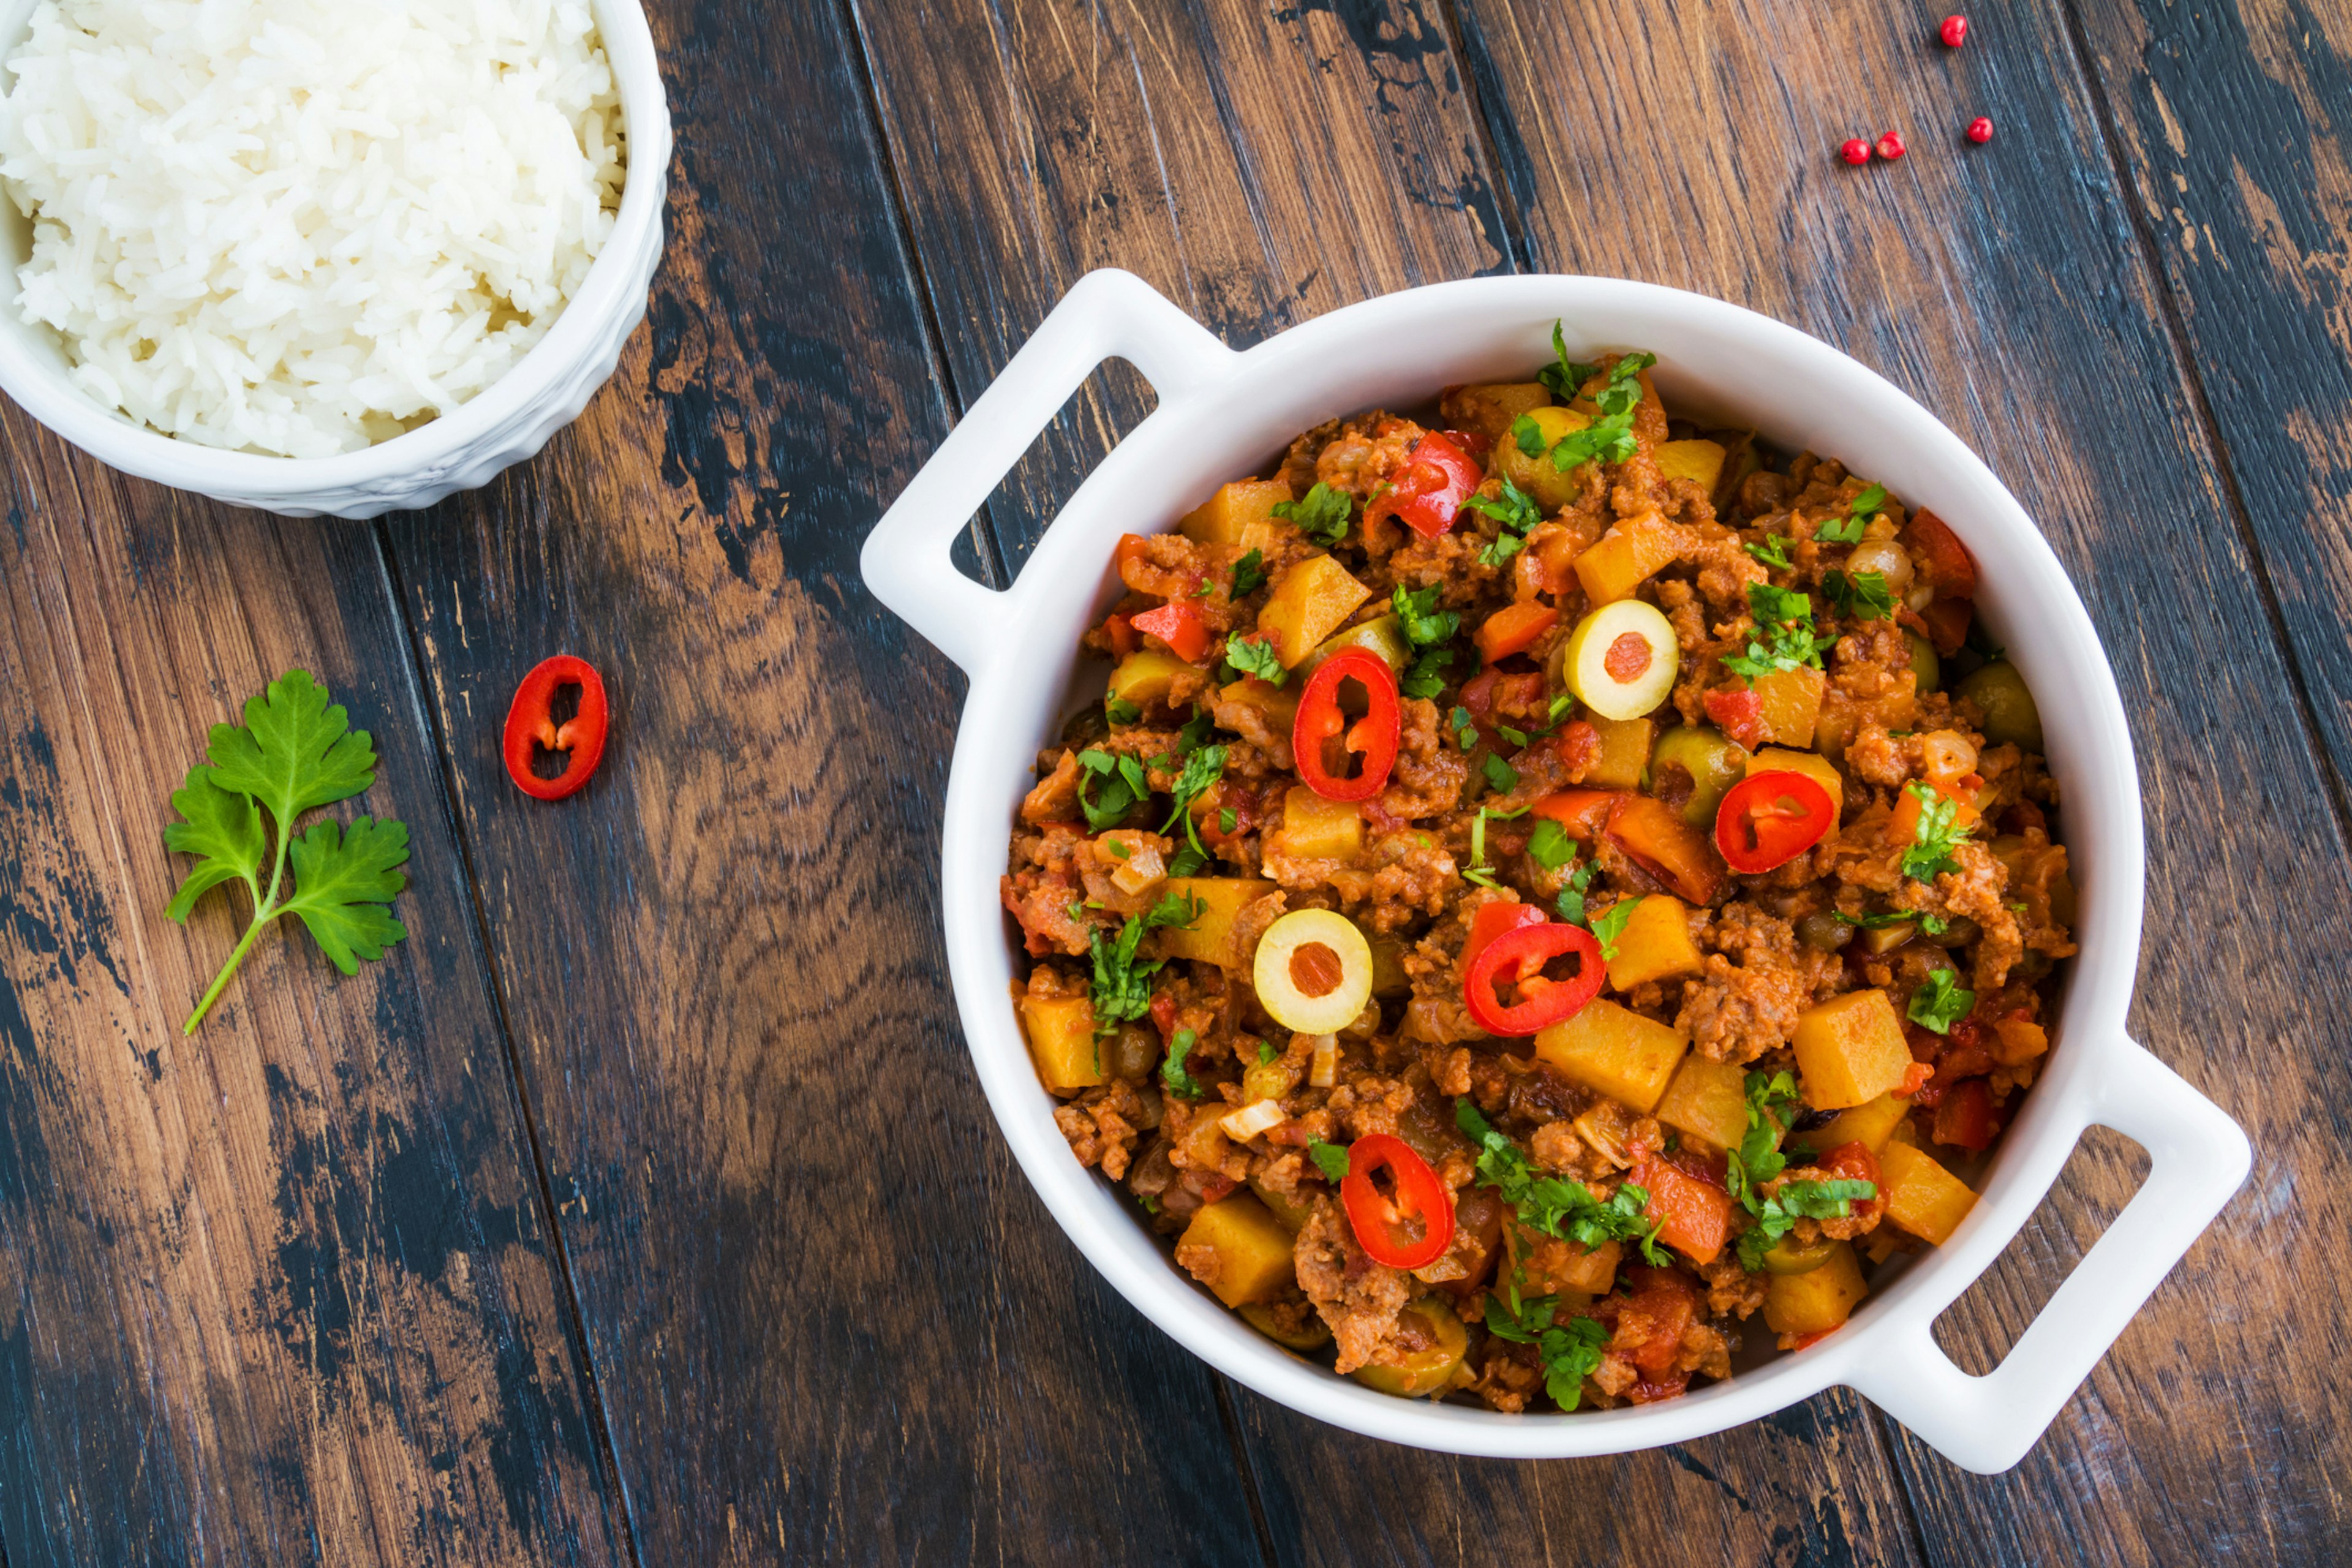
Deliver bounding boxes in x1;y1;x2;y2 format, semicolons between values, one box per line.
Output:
1292;1200;1417;1374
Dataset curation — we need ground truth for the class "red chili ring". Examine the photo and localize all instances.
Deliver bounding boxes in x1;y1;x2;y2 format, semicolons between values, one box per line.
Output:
1463;920;1605;1037
1714;769;1836;875
502;655;609;801
1292;646;1401;802
1339;1133;1457;1270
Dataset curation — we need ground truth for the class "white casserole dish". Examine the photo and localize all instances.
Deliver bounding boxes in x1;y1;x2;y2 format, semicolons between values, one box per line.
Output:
0;0;670;519
862;269;2249;1473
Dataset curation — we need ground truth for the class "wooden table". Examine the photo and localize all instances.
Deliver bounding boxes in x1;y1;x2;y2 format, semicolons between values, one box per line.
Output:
1;2;2343;1562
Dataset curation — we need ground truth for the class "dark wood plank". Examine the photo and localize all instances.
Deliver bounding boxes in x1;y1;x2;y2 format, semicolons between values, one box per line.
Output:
373;2;1262;1562
0;426;625;1565
850;2;1934;1562
1453;0;2352;1558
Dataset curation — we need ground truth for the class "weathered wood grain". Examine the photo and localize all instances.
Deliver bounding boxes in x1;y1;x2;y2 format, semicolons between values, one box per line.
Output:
372;2;1263;1562
850;2;1934;1562
1452;0;2352;1558
0;423;625;1564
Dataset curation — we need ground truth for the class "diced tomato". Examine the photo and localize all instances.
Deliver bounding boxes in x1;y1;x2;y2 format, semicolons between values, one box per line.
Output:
1365;431;1483;538
1616;1265;1699;1375
1548;720;1600;776
1460;668;1548;733
1149;992;1179;1041
1932;1079;2002;1152
1898;1060;1935;1096
1130;601;1210;662
1703;686;1770;751
1474;601;1559;665
1632;1156;1734;1265
1531;531;1582;598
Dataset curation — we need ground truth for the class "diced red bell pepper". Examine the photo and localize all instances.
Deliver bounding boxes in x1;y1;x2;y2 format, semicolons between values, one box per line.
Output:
1617;1264;1699;1376
1474;601;1559;665
1104;612;1141;658
1529;788;1626;843
1905;509;1978;600
1631;1155;1734;1266
1932;1078;2002;1152
1130;601;1210;662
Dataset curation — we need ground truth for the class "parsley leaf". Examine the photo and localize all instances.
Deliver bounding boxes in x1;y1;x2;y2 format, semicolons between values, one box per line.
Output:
1393;582;1462;647
1225;633;1287;687
1554;856;1599;927
1823;568;1896;622
1230;549;1267;598
1588;899;1637;961
1162;1028;1203;1099
1450;706;1479;751
1464;476;1546;568
1482;753;1520;794
1814;483;1887;546
1273;482;1352;545
1511;413;1548;458
1218;807;1238;835
1076;748;1150;831
1721;582;1836;684
1307;1140;1352;1183
1104;695;1143;726
1908;968;1976;1034
1725;1069;1797;1213
1736;1177;1880;1270
1159;745;1229;845
1834;908;1950;935
1455;1099;1667;1262
1485;1293;1611;1411
1900;782;1973;881
163;669;407;1033
1257;1040;1278;1065
1546;352;1657;470
1177;708;1216;755
1092;894;1201;1041
1526;818;1577;872
1534;320;1599;401
1744;533;1793;571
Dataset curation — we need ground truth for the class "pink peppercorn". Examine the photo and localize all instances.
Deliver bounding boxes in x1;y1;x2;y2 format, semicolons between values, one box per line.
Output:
1875;131;1908;160
1940;15;1968;47
1840;138;1872;165
1966;116;1994;143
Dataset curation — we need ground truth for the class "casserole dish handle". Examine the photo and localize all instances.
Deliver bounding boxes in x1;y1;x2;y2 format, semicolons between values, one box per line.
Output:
1849;1035;2249;1474
861;269;1237;674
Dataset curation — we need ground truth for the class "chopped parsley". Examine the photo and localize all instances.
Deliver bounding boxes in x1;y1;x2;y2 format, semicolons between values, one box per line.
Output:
1721;582;1836;683
1900;781;1973;881
1158;744;1230;859
1218;807;1238;835
1307;1140;1352;1183
1736;1178;1879;1270
1534;320;1600;401
1545;352;1657;470
1908;968;1976;1035
1229;548;1267;598
1161;1028;1203;1099
1555;856;1599;927
1814;482;1887;545
1225;631;1287;687
1464;475;1545;568
1177;708;1216;755
1076;748;1150;831
1464;807;1498;889
1392;583;1461;700
1526;818;1577;871
1088;893;1200;1041
1450;705;1480;751
1511;413;1549;458
1834;908;1950;937
1744;533;1793;571
1725;1069;1798;1213
1257;1039;1278;1065
1273;482;1352;545
1455;1099;1668;1264
1166;845;1207;878
1482;753;1520;794
1498;724;1529;748
1485;1294;1611;1411
1823;568;1896;622
1104;695;1142;726
1588;898;1638;962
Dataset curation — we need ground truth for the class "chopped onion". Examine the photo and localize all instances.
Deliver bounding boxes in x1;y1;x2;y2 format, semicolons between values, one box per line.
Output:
1221;1099;1288;1140
1308;1035;1340;1088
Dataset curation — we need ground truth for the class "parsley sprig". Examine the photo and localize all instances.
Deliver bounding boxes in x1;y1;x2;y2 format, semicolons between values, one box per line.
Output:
1089;890;1203;1040
1535;320;1600;402
1307;1140;1352;1183
1157;743;1229;875
1907;968;1975;1034
1735;1177;1880;1269
164;670;410;1033
1724;1070;1798;1213
1464;476;1545;568
1162;1028;1204;1099
1900;782;1973;881
1225;631;1287;687
1485;1293;1611;1411
1273;483;1352;545
1722;582;1836;684
1545;352;1657;470
1588;899;1637;962
1455;1099;1667;1263
1553;854;1599;927
1076;748;1150;831
1823;568;1895;622
1229;548;1267;598
1815;483;1887;546
1526;818;1577;872
1834;907;1950;937
1392;583;1461;700
1744;533;1793;571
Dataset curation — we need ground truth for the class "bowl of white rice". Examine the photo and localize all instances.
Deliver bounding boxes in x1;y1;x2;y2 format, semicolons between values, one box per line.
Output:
0;0;669;518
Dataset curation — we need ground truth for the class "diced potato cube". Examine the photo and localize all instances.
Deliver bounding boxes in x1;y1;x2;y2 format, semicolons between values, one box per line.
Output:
1177;1194;1299;1307
1879;1141;1980;1245
1257;556;1372;668
1653;1054;1751;1153
1653;439;1727;494
1496;406;1594;511
1271;785;1362;861
1157;878;1278;967
1605;895;1703;991
1300;614;1412;678
1534;998;1689;1114
1792;1091;1913;1156
1445;381;1555;442
1178;480;1294;548
1585;715;1654;789
1109;649;1197;710
1753;666;1826;747
1572;509;1681;606
1746;745;1843;821
1762;1241;1868;1335
1018;993;1101;1093
1793;990;1914;1110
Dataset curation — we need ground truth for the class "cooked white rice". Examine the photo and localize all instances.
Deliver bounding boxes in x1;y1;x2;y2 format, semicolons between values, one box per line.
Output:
0;0;626;458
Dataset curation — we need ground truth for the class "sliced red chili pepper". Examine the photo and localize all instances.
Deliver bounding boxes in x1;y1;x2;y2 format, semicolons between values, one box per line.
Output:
1714;770;1837;874
1365;431;1482;539
1463;900;1549;971
1292;647;1401;802
1463;921;1604;1036
502;655;609;801
1129;601;1210;662
1339;1132;1457;1270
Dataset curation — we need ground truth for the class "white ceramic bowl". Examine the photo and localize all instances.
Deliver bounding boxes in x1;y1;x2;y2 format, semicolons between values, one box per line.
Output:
0;0;670;519
864;270;2249;1473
